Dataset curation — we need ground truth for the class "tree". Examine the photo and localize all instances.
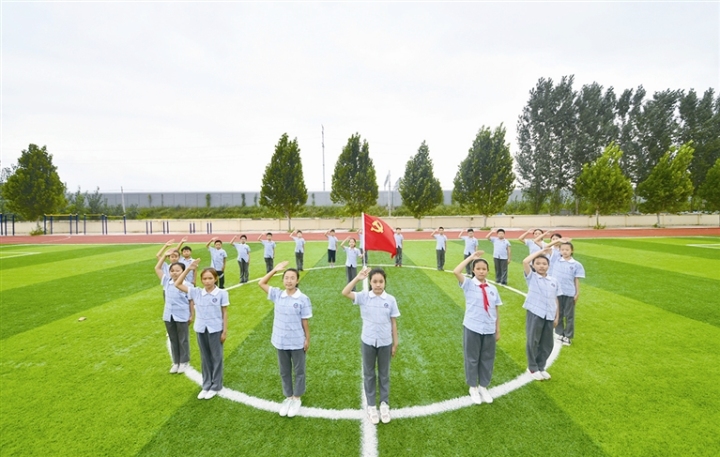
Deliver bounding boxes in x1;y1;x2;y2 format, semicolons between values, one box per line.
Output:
697;158;720;225
66;187;87;215
86;187;104;214
260;133;308;229
1;144;67;220
453;125;515;227
398;141;443;225
330;133;378;226
637;142;694;226
575;143;633;226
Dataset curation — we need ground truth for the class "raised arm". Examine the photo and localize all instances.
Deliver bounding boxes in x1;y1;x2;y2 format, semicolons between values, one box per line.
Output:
229;235;238;244
258;260;289;294
205;237;217;249
518;229;533;242
453;250;484;283
458;229;466;239
290;229;298;238
342;266;370;300
430;228;437;238
176;237;187;251
154;248;172;279
340;236;350;248
523;247;552;275
156;239;175;259
257;233;264;241
174;258;200;293
485;229;496;240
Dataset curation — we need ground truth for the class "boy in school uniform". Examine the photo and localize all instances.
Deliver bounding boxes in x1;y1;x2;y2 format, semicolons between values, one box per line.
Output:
394;228;404;267
179;246;196;286
486;229;511;285
548;241;585;346
431;227;448;271
290;229;306;271
206;237;228;289
258;232;276;273
229;234;251;284
324;229;339;267
459;229;479;277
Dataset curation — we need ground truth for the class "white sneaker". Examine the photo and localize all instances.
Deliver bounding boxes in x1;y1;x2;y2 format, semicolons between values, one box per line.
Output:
177;363;188;374
554;333;563;341
287;398;301;417
279;398;292;417
379;402;391;423
205;390;218;400
469;387;482;405
367;406;380;424
540;371;552;380
478;387;493;404
562;337;572;346
169;364;179;374
528;369;544;381
197;390;208;400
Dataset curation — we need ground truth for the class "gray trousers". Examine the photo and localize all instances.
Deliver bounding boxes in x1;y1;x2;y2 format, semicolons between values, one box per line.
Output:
238;259;249;283
525;311;554;372
277;349;306;397
494;258;508;284
463;326;496;388
264;257;274;273
295;252;304;271
436;249;445;271
164;317;190;364
555;295;576;339
362;342;392;406
327;249;336;264
197;329;224;391
395;247;402;266
464;253;472;276
346;266;357;291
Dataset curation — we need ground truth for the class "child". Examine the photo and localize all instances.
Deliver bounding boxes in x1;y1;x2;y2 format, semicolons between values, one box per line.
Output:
205;237;228;289
522;247;561;381
179;246;196;286
258;232;276;273
230;234;251;284
459;229;479;277
154;249;192;374
340;237;362;291
290;229;306;272
549;241;585;346
324;229;339;267
518;228;546;255
394;228;404;267
342;267;400;424
486;229;511;285
175;260;229;400
431;227;448;271
258;260;312;418
453;251;501;405
156;238;186;276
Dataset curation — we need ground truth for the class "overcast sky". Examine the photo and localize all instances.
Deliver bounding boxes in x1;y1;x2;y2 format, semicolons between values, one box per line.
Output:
2;2;718;194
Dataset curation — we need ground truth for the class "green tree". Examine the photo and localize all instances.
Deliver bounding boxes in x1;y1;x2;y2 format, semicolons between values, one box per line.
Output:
1;144;67;220
453;125;515;227
575;143;633;226
637;142;695;226
697;158;720;225
86;187;104;214
330;133;378;226
260;133;308;229
398;141;443;226
66;187;87;214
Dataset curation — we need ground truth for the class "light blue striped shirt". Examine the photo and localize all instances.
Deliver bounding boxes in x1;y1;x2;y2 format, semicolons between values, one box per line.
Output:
490;237;511;259
550;257;585;296
189;286;229;333
161;275;191;322
233;243;251;262
268;287;312;350
461;236;478;255
461;278;502;335
522;271;561;320
292;236;306;253
354;290;400;347
261;240;275;258
344;246;361;267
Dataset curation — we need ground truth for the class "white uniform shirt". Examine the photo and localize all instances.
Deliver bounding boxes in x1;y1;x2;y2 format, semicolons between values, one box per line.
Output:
551;257;585;296
161;275;191;322
460;277;502;335
434;234;447;250
524;239;545;255
327;235;338;250
489;237;511;259
461;236;478;255
353;290;400;347
233;243;251;262
522;271;561;320
261;240;275;258
344;246;361;267
394;234;404;248
292;237;306;254
179;257;195;284
208;247;227;270
189;286;229;333
268;286;312;350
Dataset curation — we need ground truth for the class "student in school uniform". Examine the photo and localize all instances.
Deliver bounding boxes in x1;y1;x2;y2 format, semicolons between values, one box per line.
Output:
175;260;229;399
486;229;511;285
342;267;400;425
394;228;404;267
324;229;339;268
522;247;561;381
206;237;228;289
518;228;546;255
229;234;251;284
258;232;276;273
340;237;362;291
258;260;312;418
179;246;196;286
453;251;502;405
154;248;192;374
459;229;479;277
156;238;186;276
290;229;306;272
431;227;448;271
548;241;585;346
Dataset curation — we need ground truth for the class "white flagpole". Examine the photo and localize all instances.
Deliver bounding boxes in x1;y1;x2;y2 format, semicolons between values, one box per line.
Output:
361;213;368;291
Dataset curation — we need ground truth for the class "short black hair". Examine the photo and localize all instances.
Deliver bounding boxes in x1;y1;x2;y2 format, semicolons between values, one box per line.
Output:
181;246;192;252
497;228;506;234
467;228;474;233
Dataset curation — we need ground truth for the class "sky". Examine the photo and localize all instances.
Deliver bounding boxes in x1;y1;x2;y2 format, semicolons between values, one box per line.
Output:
2;2;718;194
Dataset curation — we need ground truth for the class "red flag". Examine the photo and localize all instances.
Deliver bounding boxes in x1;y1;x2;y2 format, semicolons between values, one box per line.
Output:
363;213;397;258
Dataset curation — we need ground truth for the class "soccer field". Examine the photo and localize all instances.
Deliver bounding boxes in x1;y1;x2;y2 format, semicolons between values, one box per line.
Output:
1;237;719;456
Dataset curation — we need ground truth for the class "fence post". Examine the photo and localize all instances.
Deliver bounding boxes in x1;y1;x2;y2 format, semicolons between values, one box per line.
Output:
44;215;47;235
123;215;127;235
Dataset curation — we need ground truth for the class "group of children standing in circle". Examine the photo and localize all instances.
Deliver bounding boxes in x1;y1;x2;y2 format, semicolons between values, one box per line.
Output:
153;226;585;423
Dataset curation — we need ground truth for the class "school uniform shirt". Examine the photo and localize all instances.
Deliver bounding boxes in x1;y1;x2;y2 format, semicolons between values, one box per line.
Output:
261;240;276;258
461;277;502;335
551;257;585;296
292;237;306;254
489;237;511;259
522;271;562;320
189;286;230;333
161;275;191;322
461;236;478;255
434;234;447;250
524;239;545;255
179;257;195;284
233;243;251;262
394;234;404;248
353;290;401;347
208;248;228;271
327;236;338;250
344;246;361;267
267;286;312;350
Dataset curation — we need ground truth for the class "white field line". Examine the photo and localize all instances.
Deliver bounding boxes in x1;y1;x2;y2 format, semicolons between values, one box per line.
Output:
0;251;40;259
686;243;720;249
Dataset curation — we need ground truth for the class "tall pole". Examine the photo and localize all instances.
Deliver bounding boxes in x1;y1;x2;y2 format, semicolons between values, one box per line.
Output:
322;125;325;192
121;186;126;213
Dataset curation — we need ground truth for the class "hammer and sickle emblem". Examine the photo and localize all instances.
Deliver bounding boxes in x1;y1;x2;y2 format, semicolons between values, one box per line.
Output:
371;221;384;233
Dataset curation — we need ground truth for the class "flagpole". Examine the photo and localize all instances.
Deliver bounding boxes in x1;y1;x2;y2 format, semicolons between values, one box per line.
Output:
361;213;368;292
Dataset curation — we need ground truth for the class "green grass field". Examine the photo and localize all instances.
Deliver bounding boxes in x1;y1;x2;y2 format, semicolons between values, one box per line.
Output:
1;237;719;456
